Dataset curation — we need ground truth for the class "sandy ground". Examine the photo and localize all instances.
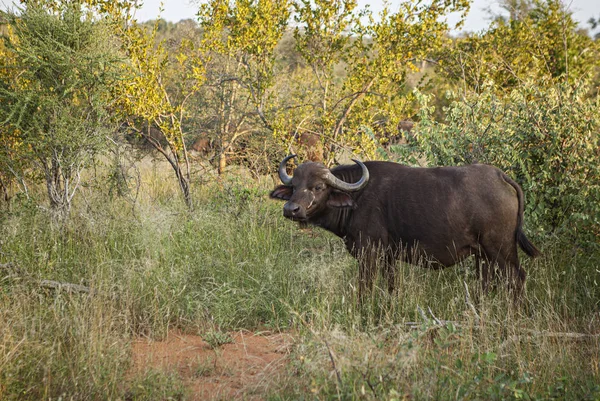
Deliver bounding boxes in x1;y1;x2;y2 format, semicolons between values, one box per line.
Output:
130;330;293;400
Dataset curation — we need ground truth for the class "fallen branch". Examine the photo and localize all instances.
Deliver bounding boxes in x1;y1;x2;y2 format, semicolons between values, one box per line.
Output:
1;262;112;298
323;338;343;392
40;280;91;294
499;331;600;352
414;305;458;328
428;306;443;326
417;304;430;323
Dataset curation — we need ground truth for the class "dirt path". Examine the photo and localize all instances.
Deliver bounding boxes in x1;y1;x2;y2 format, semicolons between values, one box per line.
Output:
131;330;293;400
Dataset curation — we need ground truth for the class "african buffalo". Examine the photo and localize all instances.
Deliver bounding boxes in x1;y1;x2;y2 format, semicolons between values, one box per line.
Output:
289;131;324;162
190;135;213;155
270;156;540;300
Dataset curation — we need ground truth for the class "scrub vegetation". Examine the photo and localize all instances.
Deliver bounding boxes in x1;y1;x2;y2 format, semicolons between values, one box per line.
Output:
1;170;599;400
0;0;599;399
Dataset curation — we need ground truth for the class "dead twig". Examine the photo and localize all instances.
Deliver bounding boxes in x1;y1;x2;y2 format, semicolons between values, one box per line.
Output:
463;280;480;321
428;306;443;326
415;305;457;327
323;338;343;392
40;280;91;294
417;305;430;323
499;331;600;352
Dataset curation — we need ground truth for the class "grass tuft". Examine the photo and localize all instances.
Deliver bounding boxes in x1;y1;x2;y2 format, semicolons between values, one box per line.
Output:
0;163;598;399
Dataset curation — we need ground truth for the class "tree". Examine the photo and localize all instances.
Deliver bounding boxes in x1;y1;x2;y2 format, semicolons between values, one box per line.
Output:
0;3;122;215
273;0;469;164
112;15;206;208
489;0;533;23
197;0;292;174
589;15;600;40
0;16;26;204
436;0;600;93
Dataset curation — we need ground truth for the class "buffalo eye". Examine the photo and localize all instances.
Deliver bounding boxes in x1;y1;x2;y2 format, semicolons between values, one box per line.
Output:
314;183;325;192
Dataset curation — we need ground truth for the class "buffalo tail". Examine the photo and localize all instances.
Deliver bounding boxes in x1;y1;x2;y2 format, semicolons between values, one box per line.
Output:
503;172;541;259
517;229;540;258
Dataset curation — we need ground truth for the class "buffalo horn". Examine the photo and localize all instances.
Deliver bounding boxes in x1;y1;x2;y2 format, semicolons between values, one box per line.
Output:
278;154;296;186
323;159;369;192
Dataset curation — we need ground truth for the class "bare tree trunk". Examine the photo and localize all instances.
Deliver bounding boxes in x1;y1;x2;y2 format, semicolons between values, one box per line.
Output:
218;150;228;175
0;174;9;204
218;137;235;175
173;114;192;196
172;156;192;209
43;157;66;214
138;125;193;210
41;154;81;218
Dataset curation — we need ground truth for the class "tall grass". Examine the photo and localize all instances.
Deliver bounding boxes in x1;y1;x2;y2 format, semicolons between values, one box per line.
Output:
0;160;598;399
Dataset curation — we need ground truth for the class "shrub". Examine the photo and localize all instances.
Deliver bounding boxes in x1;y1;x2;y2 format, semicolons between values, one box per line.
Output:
393;81;600;246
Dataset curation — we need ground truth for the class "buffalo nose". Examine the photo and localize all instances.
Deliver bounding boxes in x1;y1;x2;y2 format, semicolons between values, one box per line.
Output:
283;202;303;218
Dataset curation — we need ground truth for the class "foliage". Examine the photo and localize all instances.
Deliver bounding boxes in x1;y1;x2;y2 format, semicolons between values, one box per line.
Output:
0;3;122;215
437;0;600;93
18;0;138;16
203;329;234;349
270;0;470;164
393;82;600;244
590;15;600;40
112;13;206;208
197;0;291;173
344;0;469;141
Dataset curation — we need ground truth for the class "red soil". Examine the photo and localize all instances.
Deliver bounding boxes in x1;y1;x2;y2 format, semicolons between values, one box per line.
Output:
130;330;292;400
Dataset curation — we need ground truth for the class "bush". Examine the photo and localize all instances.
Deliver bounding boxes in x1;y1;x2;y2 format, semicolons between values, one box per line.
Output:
393;81;600;246
0;4;121;215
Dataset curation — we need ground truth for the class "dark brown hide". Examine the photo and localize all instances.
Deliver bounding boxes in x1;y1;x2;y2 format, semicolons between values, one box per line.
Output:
124;124;168;150
294;132;324;162
398;120;414;133
270;160;539;300
190;136;212;154
375;120;414;147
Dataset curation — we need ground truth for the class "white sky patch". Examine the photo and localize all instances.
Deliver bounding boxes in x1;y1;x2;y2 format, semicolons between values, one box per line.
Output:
0;0;598;33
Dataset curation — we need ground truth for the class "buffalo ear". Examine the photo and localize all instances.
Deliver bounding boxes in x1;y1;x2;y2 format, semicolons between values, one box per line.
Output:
270;185;293;200
327;190;355;208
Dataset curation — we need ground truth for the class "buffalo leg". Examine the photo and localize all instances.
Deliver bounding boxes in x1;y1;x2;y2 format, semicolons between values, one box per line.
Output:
503;249;526;301
355;243;395;301
382;252;396;294
352;235;392;301
481;244;526;301
357;247;377;301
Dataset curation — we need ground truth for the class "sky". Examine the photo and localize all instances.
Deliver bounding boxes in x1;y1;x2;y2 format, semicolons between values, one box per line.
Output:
133;0;598;34
0;0;598;34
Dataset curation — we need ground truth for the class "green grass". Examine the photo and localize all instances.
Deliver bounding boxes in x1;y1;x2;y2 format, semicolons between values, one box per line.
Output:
0;166;598;400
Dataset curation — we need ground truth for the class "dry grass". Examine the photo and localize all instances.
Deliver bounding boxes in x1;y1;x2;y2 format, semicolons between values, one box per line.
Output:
0;157;598;400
